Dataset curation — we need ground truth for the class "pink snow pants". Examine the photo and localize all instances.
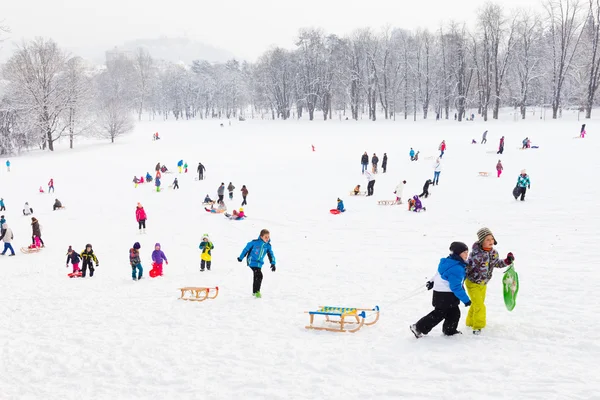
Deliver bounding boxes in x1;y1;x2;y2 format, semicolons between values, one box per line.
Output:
72;263;81;273
497;170;502;178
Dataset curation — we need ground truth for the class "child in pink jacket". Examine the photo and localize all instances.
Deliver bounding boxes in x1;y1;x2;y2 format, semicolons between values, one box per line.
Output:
496;160;503;178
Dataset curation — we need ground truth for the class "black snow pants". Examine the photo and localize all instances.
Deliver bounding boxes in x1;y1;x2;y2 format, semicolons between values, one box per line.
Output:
367;180;375;196
201;260;212;271
415;291;461;335
251;267;263;294
82;259;95;278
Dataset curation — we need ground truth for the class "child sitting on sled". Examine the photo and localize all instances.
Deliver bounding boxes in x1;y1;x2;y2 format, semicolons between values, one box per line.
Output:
29;235;42;250
408;195;426;212
353;185;361;195
206;200;227;214
203;194;215;205
336;198;346;213
226;208;246;220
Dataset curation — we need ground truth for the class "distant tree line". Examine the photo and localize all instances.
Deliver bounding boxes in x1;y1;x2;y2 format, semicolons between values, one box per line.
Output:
1;0;599;153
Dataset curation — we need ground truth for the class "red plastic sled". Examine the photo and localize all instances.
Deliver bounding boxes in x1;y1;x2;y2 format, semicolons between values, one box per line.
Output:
330;209;341;215
68;271;82;278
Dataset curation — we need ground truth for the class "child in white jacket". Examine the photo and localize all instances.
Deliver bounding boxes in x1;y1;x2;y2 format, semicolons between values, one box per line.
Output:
394;180;406;204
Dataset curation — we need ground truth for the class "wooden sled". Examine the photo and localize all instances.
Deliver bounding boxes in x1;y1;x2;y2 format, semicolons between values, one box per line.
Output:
349;191;366;196
478;172;489;177
305;305;380;333
377;200;398;205
178;286;219;302
21;247;41;254
202;201;215;206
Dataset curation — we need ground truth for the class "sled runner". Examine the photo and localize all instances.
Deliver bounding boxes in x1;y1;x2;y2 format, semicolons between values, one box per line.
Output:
503;265;519;311
21;247;41;254
305;305;380;333
178;286;219;302
349;191;366;196
377;200;398;205
478;172;489;177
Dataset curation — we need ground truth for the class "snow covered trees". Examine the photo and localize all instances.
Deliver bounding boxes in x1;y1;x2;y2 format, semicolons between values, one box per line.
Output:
3;38;69;151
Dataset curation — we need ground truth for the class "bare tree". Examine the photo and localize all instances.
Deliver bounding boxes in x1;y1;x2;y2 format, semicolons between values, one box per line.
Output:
96;99;134;143
2;38;68;151
513;12;544;119
583;0;600;117
133;47;154;121
62;57;95;148
545;0;585;118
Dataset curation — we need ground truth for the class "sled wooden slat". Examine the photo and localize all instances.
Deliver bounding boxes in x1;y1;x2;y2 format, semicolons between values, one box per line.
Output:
178;286;219;302
305;305;380;333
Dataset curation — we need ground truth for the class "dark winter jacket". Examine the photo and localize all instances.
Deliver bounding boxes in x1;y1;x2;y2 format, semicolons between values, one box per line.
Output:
197;163;206;173
81;248;99;265
66;251;82;265
239;237;276;269
54;199;62;208
372;156;379;165
31;219;41;237
466;242;508;285
382;155;387;167
227;183;235;192
155;163;161;172
423;180;432;191
241;187;248;197
361;154;368;165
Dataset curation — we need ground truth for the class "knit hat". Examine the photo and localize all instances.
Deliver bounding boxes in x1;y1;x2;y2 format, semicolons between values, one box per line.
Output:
337;198;341;202
154;243;161;248
477;227;497;245
133;242;141;249
67;245;72;252
449;242;468;256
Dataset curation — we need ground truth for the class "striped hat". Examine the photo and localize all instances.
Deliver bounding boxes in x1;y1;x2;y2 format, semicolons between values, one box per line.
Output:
477;227;497;246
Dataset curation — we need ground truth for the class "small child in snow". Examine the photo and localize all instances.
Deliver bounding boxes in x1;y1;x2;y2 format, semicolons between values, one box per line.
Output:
410;195;426;212
336;198;345;212
353;185;361;195
206;200;227;214
199;234;214;271
172;177;179;190
496;160;503;178
465;228;514;335
151;243;168;276
66;246;82;275
204;194;214;205
130;242;143;281
155;176;161;192
133;176;140;187
410;242;472;338
80;244;99;278
238;229;276;298
184;162;188;173
29;235;42;250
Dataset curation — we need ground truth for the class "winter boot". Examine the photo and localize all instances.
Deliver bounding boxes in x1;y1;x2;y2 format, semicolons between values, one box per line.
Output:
410;324;423;338
473;329;482;335
254;292;262;298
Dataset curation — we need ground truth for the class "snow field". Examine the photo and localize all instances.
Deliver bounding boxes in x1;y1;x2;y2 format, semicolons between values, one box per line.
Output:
0;115;599;399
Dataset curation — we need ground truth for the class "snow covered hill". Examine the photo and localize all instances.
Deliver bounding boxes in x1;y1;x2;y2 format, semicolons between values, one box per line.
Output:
0;116;598;399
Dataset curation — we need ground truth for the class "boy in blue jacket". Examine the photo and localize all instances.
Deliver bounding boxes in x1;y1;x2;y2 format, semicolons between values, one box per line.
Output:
237;229;276;298
336;198;345;212
410;242;472;338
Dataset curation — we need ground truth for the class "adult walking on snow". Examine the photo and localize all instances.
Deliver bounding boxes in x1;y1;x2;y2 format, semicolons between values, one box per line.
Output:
439;140;446;158
481;131;488;144
394;180;406;204
365;170;376;196
514;170;531;201
31;217;45;247
48;178;55;193
420;179;433;198
497;136;505;155
382;153;388;173
361;152;369;174
227;182;235;200
217;183;225;203
372;153;379;173
496;160;503;178
241;185;249;206
197;162;206;180
433;157;442;185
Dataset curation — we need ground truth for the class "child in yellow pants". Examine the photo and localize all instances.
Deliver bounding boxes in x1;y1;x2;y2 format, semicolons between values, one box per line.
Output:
465;227;514;334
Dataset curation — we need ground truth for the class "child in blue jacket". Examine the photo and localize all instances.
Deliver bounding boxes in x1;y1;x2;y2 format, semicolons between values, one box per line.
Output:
410;242;472;338
237;229;276;298
336;198;345;212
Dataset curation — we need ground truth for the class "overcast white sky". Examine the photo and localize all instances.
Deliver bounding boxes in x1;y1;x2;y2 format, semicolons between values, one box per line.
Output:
3;0;544;62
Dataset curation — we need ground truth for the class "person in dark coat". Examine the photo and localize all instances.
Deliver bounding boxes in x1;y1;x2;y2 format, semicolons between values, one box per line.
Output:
197;162;206;180
381;153;388;173
497;136;505;155
361;152;369;174
31;217;45;247
241;185;249;206
419;179;433;198
371;153;379;173
155;162;161;172
53;199;63;211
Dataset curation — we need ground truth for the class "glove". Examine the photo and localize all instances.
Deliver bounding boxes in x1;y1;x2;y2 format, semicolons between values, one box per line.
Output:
528;185;531;189
96;264;99;267
464;301;472;307
426;281;434;290
66;265;69;268
237;257;242;262
166;261;169;265
504;252;514;264
270;265;276;272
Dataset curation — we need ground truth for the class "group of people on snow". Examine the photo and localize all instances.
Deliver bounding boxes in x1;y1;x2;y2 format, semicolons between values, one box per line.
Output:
361;152;388;174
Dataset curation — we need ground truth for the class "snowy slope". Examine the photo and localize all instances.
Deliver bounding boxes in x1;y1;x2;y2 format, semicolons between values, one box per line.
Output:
0;115;598;399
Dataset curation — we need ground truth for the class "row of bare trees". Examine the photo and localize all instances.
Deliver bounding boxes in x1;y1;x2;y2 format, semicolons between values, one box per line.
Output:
1;0;600;154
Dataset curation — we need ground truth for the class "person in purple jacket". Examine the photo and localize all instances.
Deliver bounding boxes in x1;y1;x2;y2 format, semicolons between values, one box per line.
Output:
151;243;168;276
